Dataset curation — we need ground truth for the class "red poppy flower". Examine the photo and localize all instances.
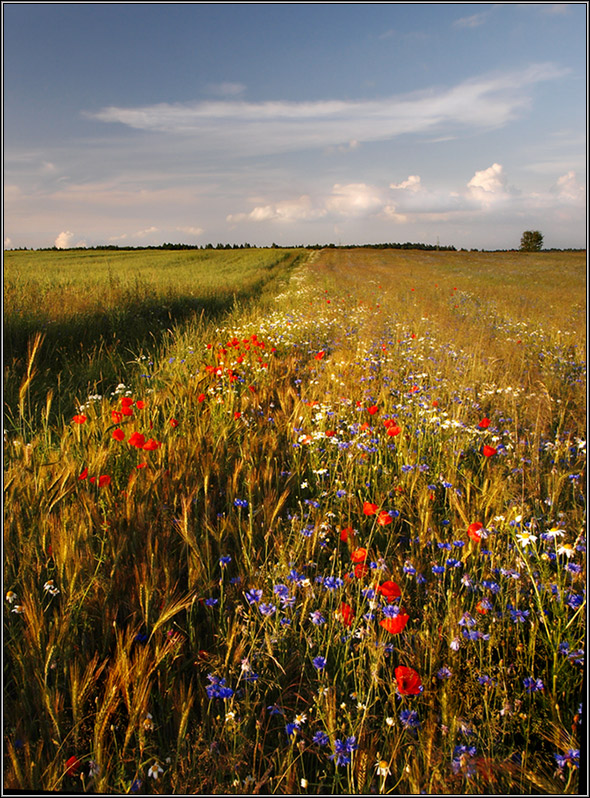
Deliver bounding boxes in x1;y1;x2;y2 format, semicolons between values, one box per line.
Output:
98;475;111;488
351;547;368;563
120;405;133;417
478;417;490;429
377;580;401;601
112;428;125;442
65;755;81;776
368;405;379;415
136;463;148;469
325;430;336;437
234;411;242;419
315;351;325;360
468;521;483;542
483;445;497;458
377;510;393;526
340;527;353;542
338;602;354;627
135;400;146;410
121;396;134;407
386;425;401;437
169;418;179;427
475;599;489;615
354;563;370;578
363;501;378;516
197;393;206;403
360;422;371;431
142;438;161;451
432;400;439;407
78;467;88;480
72;415;86;424
380;611;409;634
395;665;422;695
128;432;146;448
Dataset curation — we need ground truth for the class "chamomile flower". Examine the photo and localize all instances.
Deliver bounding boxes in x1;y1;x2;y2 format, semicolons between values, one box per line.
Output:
516;530;538;548
375;758;391;776
148;762;163;780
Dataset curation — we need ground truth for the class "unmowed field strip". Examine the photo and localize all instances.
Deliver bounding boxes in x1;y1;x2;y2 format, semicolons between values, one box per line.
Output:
3;248;586;794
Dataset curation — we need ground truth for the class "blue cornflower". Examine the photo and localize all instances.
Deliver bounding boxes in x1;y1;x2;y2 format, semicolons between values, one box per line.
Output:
323;576;344;590
566;592;584;610
382;604;402;618
330;737;358;766
244;588;263;604
234;498;249;509
509;608;530;623
523;677;544;693
458;612;476;627
437;542;452;550
416;573;427;584
267;704;284;716
451;744;477;777
432;565;445;575
219;555;232;567
453;540;465;548
558;641;571;655
554;749;579;769
309;610;326;625
437;666;452;679
258;603;276;616
336;489;347;498
477;674;495;686
446;558;462;568
273;583;290;598
204;598;218;607
403;561;416;576
206;674;234;700
312;656;327;670
313;730;329;746
399;709;421;730
285;722;297;737
462;629;490;641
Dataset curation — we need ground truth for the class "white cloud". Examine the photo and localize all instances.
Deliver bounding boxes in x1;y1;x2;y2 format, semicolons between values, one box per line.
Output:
176;225;204;236
553;170;585;202
228;195;326;224
453;11;490;28
135;226;159;237
55;231;75;248
4;237;12;248
84;63;569;156
325;183;383;216
390;175;422;191
55;230;86;248
206;82;247;97
467;163;509;205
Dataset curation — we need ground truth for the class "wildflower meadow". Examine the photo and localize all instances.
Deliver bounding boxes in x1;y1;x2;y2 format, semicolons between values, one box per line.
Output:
3;247;586;794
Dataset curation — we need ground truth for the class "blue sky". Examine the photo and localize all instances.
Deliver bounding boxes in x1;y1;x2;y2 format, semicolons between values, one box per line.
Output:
3;2;587;249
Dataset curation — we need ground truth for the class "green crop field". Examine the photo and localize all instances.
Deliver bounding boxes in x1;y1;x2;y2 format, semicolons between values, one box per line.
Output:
3;247;585;794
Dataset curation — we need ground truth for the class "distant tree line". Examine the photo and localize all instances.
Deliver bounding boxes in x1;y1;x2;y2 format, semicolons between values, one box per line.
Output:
7;238;585;253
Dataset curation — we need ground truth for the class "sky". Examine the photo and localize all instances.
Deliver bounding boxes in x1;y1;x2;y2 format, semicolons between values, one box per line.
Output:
3;2;587;250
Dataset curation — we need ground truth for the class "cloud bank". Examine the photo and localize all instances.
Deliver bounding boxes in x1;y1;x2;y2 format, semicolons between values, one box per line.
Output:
84;64;569;156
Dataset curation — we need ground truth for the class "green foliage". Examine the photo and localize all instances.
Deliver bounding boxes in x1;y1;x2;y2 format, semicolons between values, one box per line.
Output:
520;230;544;252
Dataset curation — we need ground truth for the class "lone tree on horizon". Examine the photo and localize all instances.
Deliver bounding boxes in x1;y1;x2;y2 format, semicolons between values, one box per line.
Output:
520;230;543;252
